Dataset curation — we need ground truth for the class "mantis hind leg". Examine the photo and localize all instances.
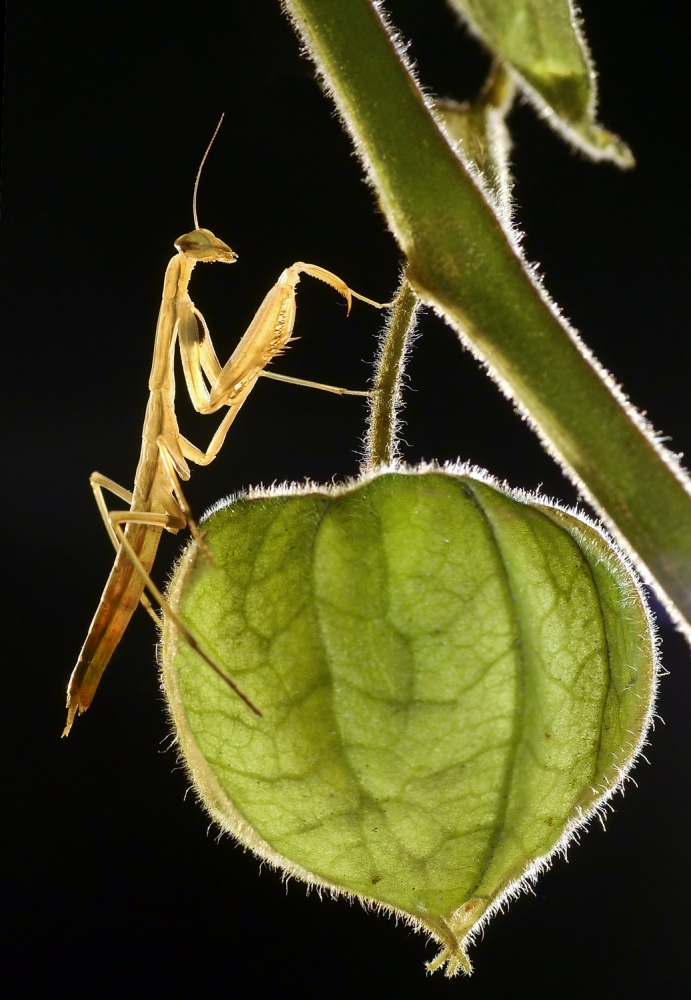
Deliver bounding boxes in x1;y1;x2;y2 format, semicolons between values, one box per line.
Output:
107;510;261;719
90;472;160;624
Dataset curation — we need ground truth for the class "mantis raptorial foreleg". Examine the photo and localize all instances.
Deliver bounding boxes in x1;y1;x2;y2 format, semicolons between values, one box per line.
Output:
175;256;388;424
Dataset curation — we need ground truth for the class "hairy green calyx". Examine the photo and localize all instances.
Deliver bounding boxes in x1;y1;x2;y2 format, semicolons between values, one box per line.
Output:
161;469;656;974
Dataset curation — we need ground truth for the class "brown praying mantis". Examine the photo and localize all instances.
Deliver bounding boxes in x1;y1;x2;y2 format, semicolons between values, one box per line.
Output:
63;118;388;735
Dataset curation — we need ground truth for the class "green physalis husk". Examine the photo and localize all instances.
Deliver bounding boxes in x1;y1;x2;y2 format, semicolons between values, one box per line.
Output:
160;467;657;975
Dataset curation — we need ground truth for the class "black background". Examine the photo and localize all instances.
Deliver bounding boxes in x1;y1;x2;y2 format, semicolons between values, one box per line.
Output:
2;2;691;997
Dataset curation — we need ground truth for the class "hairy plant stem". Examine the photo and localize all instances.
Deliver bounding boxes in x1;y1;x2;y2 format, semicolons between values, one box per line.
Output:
283;0;691;638
364;278;420;471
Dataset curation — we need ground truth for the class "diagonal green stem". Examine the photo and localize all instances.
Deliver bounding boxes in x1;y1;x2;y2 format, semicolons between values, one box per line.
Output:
364;277;420;471
282;0;691;638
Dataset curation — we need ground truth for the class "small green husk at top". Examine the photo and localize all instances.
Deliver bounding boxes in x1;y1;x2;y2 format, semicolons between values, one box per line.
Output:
160;467;656;975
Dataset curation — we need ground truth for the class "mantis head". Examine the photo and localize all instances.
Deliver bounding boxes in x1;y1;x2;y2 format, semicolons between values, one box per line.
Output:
175;228;238;264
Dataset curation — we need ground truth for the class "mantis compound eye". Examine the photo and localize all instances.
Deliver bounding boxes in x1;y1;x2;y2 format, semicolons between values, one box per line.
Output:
160;468;657;977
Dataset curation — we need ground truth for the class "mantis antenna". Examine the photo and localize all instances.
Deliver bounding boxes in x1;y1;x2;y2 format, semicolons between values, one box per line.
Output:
193;113;225;230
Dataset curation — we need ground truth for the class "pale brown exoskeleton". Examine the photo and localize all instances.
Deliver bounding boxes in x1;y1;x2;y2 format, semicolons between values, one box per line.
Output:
63;118;388;735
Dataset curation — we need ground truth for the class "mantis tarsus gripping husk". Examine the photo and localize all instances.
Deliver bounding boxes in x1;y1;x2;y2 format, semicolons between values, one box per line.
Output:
64;117;388;735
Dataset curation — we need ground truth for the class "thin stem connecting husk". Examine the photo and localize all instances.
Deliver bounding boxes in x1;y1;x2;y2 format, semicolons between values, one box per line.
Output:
363;277;420;470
